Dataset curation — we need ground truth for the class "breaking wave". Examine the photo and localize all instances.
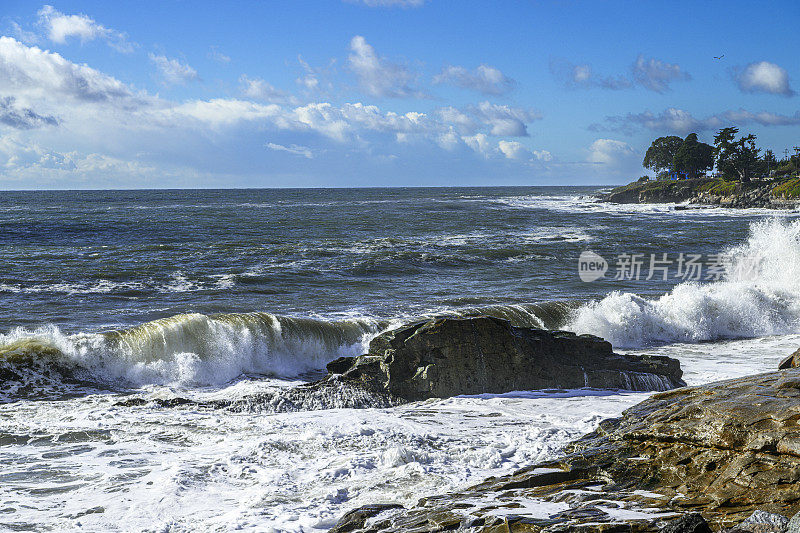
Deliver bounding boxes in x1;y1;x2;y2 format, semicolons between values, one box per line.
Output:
0;301;577;393
568;218;800;348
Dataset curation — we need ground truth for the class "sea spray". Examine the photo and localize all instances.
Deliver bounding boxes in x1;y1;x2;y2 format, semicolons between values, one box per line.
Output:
568;218;800;348
0;313;384;389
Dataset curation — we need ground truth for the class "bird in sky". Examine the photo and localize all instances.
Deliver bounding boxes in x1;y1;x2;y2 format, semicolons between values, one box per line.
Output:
713;54;724;60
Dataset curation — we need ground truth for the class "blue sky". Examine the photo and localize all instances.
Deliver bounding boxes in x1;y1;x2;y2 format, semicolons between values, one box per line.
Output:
0;0;798;189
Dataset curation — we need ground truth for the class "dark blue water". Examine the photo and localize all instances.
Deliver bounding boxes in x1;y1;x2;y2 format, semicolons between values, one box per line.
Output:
0;187;771;333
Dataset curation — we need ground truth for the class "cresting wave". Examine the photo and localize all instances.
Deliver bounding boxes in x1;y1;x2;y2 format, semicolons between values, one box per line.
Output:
0;313;384;390
0;303;578;393
568;218;800;348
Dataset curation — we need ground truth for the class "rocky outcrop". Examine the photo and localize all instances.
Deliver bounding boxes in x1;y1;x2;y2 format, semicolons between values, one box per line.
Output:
603;178;715;204
330;367;800;532
601;179;800;209
322;316;685;401
779;348;800;370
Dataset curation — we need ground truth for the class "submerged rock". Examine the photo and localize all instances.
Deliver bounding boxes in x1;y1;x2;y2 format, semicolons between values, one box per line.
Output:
323;316;685;401
332;368;800;532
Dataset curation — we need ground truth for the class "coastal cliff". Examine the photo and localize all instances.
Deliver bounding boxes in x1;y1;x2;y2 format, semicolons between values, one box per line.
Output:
602;178;800;209
330;362;800;532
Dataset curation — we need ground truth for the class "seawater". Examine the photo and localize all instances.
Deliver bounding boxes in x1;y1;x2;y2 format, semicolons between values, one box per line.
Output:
1;187;799;531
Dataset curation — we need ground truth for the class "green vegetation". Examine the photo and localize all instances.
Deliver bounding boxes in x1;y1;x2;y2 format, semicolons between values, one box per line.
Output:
773;178;800;199
673;133;714;179
641;128;798;184
643;136;683;176
698;179;738;196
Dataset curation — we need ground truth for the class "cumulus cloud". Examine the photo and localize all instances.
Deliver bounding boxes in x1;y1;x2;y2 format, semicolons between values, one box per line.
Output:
0;36;552;185
434;64;516;95
347;35;421;98
587;138;635;166
467;101;541;136
592;107;800;135
0;97;58;129
0;36;134;103
266;142;314;159
497;140;551;162
149;53;199;85
37;5;132;52
734;61;794;96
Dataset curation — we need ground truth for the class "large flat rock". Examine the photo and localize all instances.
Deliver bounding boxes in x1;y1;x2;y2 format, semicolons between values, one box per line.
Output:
325;316;685;401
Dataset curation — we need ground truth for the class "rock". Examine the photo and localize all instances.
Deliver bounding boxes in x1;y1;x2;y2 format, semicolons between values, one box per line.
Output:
326;356;356;374
329;503;403;533
779;349;800;370
326;316;685;401
734;510;789;532
660;513;712;533
336;369;800;532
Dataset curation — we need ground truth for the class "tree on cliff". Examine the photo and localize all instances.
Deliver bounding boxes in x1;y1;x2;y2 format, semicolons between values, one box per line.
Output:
713;127;761;182
672;133;714;179
643;136;683;177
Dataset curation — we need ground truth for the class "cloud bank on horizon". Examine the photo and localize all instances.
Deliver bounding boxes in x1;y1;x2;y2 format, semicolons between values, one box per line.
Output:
0;1;798;188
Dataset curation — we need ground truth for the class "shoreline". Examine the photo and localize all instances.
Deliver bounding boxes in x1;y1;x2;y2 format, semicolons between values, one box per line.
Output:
601;177;800;209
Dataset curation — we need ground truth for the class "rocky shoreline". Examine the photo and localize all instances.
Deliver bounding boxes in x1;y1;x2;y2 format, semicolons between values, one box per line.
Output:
330;356;800;532
601;178;800;209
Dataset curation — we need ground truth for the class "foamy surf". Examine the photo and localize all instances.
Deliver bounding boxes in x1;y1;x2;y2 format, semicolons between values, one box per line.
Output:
569;218;800;348
0;313;384;390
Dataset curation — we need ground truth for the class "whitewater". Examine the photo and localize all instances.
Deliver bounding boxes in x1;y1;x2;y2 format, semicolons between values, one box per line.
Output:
2;187;800;531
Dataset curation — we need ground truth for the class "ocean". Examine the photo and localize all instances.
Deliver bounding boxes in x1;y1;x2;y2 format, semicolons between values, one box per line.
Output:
2;187;800;531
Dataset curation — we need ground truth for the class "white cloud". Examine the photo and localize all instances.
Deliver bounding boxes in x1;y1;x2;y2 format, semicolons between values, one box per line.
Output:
469;101;541;136
735;61;794;96
497;140;528;160
0;36;134;103
631;55;690;93
149;53;199;85
434;64;515;95
0;37;553;186
240;75;296;104
587;139;635;166
497;140;551;162
463;133;492;158
347;35;421;98
37;5;132;52
266;142;314;159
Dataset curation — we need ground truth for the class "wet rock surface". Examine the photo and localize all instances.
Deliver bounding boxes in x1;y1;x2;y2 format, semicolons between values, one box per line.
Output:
331;368;800;532
322;316;685;401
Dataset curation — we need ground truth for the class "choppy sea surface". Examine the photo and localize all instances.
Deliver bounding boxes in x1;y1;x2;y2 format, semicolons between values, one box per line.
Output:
2;187;800;531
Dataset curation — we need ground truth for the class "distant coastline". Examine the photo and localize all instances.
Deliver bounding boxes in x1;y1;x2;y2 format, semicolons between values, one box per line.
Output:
600;177;800;209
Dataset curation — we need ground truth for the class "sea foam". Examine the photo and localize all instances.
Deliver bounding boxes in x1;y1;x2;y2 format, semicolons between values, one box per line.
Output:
568;217;800;348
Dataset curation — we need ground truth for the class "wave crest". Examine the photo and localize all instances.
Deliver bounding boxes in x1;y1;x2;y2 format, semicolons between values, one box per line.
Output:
568;218;800;348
